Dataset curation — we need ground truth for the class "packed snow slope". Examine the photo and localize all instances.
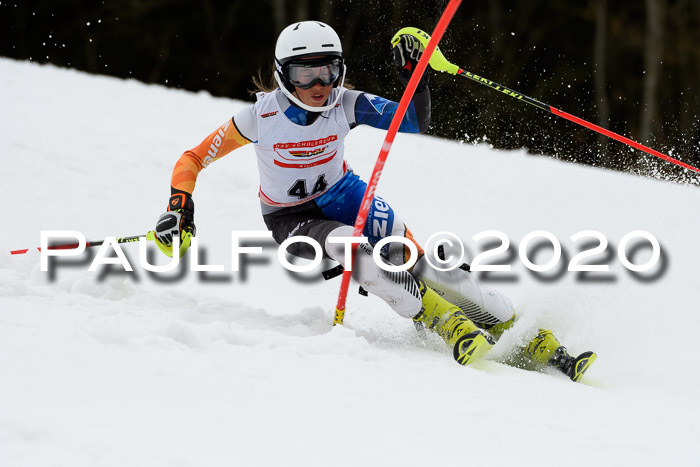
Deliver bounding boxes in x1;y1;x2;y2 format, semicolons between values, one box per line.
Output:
2;58;699;467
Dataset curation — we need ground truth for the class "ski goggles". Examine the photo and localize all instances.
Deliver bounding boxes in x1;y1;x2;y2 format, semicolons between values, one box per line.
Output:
286;57;342;89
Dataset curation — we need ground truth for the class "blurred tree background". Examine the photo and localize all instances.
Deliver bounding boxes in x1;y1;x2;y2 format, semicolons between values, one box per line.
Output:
2;0;699;182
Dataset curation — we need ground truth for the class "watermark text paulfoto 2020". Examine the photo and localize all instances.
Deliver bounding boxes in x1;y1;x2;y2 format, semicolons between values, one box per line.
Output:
38;229;663;276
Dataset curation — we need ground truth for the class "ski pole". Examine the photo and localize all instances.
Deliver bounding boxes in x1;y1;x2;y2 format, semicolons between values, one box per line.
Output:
333;0;463;326
10;233;148;255
395;27;700;175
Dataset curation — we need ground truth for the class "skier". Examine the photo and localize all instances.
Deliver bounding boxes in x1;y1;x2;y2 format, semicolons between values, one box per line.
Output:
152;21;595;381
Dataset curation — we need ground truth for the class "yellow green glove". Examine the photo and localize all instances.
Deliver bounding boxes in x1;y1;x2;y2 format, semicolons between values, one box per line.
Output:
151;191;196;258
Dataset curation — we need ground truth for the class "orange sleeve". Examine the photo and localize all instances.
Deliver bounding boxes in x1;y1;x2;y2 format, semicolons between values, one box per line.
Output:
171;118;251;194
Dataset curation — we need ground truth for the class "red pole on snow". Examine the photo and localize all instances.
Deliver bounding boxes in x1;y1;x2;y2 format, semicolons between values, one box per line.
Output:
332;0;463;326
10;235;146;255
453;69;700;175
548;106;700;174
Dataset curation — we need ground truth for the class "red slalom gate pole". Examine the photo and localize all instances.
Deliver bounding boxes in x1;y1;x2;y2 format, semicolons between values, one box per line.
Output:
332;0;463;326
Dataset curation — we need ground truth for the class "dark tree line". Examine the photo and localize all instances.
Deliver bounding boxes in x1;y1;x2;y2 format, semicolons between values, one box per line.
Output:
2;0;699;182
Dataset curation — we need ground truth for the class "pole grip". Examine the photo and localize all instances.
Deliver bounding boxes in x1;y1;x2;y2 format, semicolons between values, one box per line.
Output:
391;26;460;75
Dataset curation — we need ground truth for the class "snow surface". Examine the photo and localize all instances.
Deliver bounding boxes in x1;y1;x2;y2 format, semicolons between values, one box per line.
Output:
2;57;700;466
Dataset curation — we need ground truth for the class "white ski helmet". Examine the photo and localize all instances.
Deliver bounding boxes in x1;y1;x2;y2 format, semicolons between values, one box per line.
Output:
274;21;347;112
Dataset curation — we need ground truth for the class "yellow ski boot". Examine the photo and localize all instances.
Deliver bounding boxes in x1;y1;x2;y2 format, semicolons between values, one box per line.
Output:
525;329;597;382
477;313;516;339
414;281;494;365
